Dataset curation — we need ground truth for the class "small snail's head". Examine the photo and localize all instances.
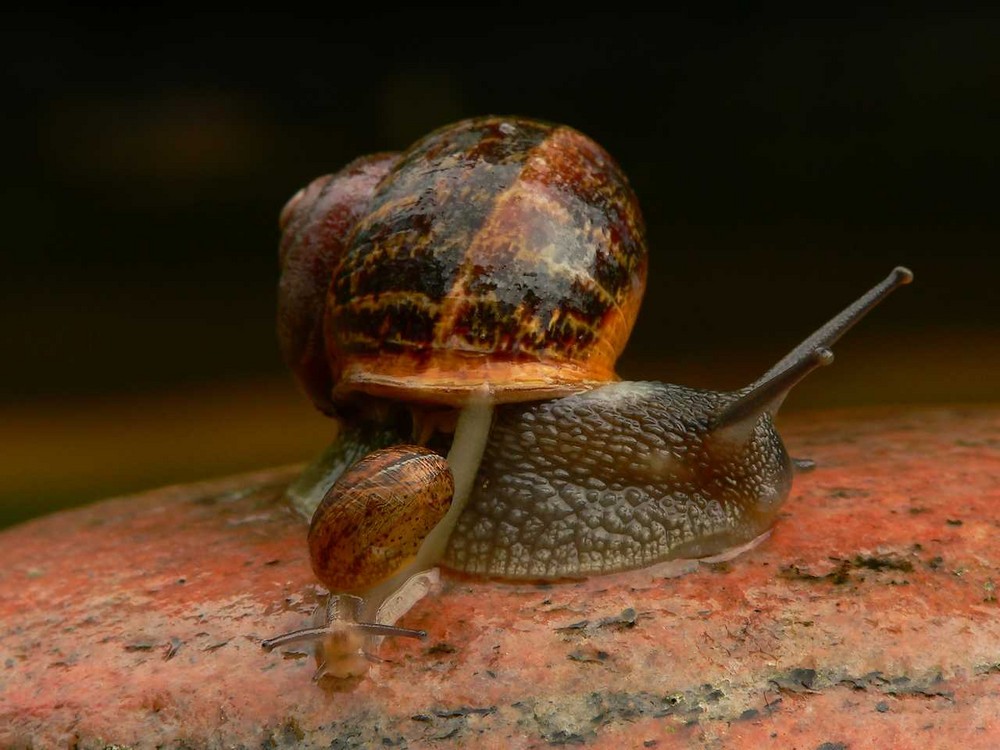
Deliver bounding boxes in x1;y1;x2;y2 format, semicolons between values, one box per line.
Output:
308;599;372;682
262;447;449;679
262;594;425;683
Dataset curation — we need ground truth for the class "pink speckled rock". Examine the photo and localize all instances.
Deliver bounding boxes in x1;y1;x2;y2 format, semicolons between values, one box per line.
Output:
1;406;998;749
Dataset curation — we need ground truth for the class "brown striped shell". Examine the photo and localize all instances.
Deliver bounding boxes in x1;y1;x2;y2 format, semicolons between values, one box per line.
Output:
278;116;648;411
278;153;401;416
308;446;453;592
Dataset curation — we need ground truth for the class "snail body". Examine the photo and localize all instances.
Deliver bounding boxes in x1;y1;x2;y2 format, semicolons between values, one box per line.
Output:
449;267;911;579
267;115;912;679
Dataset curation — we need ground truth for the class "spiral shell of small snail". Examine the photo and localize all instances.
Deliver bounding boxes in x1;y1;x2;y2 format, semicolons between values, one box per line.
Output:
308;445;454;592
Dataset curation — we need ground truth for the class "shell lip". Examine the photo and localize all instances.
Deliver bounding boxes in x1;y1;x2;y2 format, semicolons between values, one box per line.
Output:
332;355;617;406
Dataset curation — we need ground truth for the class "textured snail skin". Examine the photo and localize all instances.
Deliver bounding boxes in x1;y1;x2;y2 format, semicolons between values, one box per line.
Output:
445;382;791;579
443;266;913;579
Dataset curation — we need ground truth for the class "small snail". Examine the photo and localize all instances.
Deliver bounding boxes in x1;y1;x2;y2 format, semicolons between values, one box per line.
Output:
265;116;912;680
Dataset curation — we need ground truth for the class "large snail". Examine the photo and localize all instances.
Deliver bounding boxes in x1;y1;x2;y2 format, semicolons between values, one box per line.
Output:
264;116;912;680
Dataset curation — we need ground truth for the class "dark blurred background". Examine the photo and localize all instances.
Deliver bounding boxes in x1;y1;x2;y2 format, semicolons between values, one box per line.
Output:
2;10;997;527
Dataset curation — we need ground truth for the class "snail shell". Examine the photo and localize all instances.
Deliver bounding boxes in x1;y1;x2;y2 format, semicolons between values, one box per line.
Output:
278;153;400;415
308;445;453;592
278;116;648;413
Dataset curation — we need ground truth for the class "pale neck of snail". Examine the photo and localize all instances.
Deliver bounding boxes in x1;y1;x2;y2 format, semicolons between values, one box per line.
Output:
421;392;495;562
351;391;495;622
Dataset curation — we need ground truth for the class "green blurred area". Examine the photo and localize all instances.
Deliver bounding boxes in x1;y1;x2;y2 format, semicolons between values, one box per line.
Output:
1;11;997;529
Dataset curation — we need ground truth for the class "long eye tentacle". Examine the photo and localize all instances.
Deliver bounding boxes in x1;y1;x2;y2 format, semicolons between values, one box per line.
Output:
716;266;914;431
714;347;833;429
756;266;912;386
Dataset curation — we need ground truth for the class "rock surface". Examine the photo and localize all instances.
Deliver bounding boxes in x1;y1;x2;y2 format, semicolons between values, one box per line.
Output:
1;406;998;749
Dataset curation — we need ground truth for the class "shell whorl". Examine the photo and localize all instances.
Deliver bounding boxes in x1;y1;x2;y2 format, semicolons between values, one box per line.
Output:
307;445;454;592
277;153;401;414
326;116;648;406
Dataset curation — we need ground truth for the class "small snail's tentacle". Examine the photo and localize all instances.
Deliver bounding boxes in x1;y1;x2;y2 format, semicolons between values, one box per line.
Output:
713;348;833;431
261;590;426;672
792;457;817;472
260;622;426;652
756;266;913;386
261;626;339;652
350;623;428;639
